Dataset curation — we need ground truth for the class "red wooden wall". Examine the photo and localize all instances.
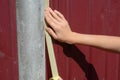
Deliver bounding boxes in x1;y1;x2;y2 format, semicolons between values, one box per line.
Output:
0;0;18;80
46;0;120;80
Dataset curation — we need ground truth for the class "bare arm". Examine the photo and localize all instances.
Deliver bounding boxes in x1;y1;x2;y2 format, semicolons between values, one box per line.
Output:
73;33;120;52
45;7;120;52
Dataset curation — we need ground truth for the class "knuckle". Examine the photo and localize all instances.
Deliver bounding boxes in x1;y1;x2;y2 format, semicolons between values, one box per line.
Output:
54;36;58;40
60;14;64;17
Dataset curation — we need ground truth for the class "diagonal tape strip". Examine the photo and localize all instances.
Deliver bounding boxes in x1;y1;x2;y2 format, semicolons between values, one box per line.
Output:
44;0;60;80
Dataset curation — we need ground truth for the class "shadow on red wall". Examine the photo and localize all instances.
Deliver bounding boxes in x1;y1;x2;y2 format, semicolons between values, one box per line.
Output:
60;43;99;80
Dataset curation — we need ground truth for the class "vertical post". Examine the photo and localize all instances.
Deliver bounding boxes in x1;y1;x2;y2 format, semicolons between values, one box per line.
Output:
16;0;45;80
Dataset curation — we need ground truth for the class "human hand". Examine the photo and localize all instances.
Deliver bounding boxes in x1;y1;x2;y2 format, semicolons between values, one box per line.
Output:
45;7;75;44
58;77;63;80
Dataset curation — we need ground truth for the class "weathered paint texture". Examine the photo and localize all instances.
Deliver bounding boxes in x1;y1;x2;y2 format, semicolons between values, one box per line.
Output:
46;0;120;80
0;0;18;80
16;0;45;80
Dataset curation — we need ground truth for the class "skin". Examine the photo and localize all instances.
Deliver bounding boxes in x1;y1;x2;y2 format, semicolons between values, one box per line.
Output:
45;7;120;80
45;7;120;52
44;7;120;52
59;78;63;80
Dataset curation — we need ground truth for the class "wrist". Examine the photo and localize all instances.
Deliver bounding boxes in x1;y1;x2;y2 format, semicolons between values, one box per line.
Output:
65;32;78;44
69;33;89;45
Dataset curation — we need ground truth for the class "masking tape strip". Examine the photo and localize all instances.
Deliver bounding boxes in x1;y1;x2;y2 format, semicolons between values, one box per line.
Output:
44;0;60;79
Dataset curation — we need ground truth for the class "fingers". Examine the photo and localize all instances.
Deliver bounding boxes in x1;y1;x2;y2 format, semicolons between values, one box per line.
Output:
45;9;58;26
45;8;59;30
45;7;70;42
58;78;63;80
45;27;57;39
48;8;62;22
54;10;65;20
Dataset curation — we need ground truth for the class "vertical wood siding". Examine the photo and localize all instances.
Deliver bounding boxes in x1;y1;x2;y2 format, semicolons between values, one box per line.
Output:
46;0;120;80
0;0;18;80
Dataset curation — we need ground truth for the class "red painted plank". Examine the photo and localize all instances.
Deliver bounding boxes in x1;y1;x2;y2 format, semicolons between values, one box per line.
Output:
0;0;18;80
48;0;72;80
90;0;108;79
48;0;93;80
64;0;92;79
47;0;120;80
105;0;120;80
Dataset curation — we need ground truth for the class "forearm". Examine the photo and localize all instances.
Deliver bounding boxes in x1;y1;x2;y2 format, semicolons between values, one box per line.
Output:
45;8;120;52
73;32;120;52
